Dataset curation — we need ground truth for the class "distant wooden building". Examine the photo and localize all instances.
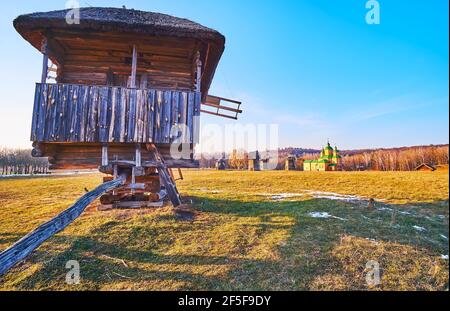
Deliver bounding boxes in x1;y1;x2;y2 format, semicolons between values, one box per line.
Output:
248;150;272;171
303;141;341;171
216;153;227;170
248;151;261;171
415;163;436;171
285;155;297;170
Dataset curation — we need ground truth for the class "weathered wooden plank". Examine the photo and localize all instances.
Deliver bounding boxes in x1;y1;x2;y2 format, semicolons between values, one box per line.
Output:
0;177;125;276
30;84;41;141
78;85;90;141
69;85;80;141
178;91;187;143
170;91;179;141
87;86;99;142
147;90;156;142
154;91;163;142
59;84;70;141
46;84;59;141
108;87;118;141
119;88;128;142
127;89;137;142
193;91;201;143
113;87;122;142
141;89;149;142
161;91;172;143
186;92;194;143
98;86;109;142
134;90;144;142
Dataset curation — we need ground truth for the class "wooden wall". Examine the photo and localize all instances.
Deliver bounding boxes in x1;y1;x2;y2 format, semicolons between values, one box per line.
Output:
31;83;201;144
37;143;198;170
46;31;199;90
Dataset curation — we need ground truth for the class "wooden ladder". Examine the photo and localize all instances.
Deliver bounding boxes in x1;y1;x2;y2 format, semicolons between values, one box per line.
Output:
148;144;182;207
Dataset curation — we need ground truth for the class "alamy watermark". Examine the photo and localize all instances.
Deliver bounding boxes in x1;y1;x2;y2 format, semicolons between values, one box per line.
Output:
65;0;80;25
365;260;381;286
365;0;380;25
168;117;280;169
65;260;80;285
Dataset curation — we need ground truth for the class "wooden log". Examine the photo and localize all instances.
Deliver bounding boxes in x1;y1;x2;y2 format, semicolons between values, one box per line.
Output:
0;176;125;276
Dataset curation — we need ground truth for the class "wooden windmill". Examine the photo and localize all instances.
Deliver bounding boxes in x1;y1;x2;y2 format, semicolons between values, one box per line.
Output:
13;7;242;208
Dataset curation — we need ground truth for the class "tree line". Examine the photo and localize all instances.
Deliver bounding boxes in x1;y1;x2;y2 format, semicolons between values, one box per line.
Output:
198;144;449;171
338;145;448;171
0;147;49;175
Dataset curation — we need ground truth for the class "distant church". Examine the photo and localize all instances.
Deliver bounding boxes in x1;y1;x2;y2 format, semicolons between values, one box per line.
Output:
303;141;341;171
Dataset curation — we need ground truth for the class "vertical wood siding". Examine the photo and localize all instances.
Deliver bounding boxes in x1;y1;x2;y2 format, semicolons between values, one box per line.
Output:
31;83;200;144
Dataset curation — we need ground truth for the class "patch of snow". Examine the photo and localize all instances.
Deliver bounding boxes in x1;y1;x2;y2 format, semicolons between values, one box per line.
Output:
398;210;412;215
308;212;346;221
270;193;304;200
412;225;426;232
439;234;448;240
364;238;379;244
195;188;223;194
440;255;449;260
377;207;394;212
257;193;304;200
305;190;364;202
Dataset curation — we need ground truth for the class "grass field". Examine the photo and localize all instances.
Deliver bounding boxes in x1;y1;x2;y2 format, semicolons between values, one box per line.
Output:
0;170;448;290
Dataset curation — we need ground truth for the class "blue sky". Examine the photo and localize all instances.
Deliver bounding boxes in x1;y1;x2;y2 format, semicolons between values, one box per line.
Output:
0;0;448;150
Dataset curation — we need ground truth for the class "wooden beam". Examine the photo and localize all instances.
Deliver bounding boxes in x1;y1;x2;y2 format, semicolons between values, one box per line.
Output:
101;144;109;166
195;51;202;92
135;144;142;167
40;38;48;83
130;45;137;88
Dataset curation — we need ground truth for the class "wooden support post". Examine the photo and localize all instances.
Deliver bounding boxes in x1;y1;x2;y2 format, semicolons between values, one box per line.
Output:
195;51;202;92
131;166;136;195
41;38;48;84
113;164;118;179
101;144;109;166
135;144;142;167
112;164;118;195
130;44;137;88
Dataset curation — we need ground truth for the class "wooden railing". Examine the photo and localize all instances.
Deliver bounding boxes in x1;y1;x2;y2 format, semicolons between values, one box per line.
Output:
201;95;242;120
31;83;201;144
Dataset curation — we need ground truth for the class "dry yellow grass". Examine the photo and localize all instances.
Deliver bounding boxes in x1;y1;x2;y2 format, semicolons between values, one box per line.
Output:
0;170;448;290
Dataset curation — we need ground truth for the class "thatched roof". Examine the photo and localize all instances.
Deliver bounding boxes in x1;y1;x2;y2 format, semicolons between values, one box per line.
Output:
13;7;225;43
13;7;225;97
